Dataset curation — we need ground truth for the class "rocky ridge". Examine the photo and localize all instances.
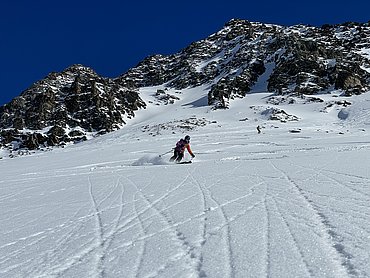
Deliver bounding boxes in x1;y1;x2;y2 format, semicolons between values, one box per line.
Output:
0;65;145;153
118;19;370;107
1;19;370;156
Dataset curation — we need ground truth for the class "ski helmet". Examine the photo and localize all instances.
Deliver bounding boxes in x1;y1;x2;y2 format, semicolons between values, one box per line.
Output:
184;135;190;143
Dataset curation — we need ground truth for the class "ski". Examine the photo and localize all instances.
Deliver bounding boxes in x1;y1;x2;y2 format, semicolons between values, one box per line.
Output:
177;161;192;164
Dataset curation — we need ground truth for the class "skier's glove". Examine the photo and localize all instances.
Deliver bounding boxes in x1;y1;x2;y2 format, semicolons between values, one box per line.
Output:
191;154;195;158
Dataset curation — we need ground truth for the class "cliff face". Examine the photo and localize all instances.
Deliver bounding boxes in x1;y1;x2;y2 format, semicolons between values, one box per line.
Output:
118;19;370;107
0;65;145;151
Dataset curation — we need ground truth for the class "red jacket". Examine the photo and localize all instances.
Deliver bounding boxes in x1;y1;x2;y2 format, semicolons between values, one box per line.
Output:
176;139;194;156
183;143;194;157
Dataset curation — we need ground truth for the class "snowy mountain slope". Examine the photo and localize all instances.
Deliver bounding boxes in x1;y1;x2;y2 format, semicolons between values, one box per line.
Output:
2;19;370;158
1;81;370;277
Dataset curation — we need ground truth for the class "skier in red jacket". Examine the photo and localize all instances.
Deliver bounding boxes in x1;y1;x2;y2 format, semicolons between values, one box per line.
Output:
170;135;195;163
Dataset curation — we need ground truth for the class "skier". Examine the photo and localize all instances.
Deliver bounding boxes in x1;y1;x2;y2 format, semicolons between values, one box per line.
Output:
257;125;261;134
170;135;195;163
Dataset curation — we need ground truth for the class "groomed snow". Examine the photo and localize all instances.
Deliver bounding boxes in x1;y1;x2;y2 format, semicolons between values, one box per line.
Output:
1;86;370;278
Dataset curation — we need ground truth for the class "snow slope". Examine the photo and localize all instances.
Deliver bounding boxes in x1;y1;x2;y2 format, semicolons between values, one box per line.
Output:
1;85;370;278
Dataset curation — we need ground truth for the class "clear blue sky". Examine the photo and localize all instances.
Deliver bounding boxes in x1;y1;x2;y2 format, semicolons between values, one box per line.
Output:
1;0;369;105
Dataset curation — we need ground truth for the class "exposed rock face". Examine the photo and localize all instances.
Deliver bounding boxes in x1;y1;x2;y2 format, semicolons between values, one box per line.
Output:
118;19;370;105
0;65;146;152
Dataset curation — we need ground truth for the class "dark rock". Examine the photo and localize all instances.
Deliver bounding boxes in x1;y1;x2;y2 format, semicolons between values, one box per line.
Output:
335;70;363;94
0;129;18;144
0;64;146;152
68;130;85;137
24;133;40;150
47;126;66;137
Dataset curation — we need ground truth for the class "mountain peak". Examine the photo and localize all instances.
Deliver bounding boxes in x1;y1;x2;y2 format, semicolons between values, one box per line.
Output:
63;64;98;75
224;18;251;27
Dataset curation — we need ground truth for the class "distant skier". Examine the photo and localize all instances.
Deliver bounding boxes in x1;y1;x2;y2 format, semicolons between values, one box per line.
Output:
170;135;195;163
257;125;261;134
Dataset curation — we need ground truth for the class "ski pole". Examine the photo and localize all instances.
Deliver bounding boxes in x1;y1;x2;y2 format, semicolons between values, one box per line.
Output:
159;149;173;157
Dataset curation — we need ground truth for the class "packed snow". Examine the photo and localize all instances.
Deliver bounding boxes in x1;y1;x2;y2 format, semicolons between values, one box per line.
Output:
1;83;370;278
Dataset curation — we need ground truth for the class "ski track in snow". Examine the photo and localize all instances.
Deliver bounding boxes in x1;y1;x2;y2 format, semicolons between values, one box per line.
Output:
188;167;234;278
194;170;235;278
131;177;151;278
269;161;357;277
88;176;106;278
263;187;273;278
125;174;203;277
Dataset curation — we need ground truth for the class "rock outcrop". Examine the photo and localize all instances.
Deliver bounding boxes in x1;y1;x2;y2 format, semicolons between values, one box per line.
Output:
0;65;146;152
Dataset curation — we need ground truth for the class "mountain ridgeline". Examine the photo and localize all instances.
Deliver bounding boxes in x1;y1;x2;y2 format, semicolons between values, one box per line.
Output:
1;19;370;155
